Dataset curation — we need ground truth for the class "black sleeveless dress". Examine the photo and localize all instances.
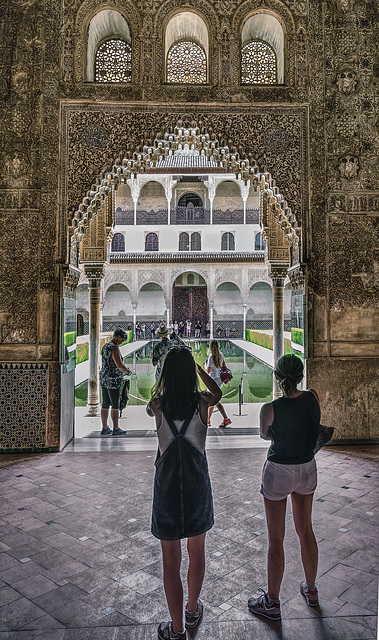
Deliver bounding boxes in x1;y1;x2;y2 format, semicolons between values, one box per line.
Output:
151;411;214;541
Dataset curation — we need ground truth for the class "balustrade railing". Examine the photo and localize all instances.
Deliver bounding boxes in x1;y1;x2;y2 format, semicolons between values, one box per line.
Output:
212;209;244;224
246;208;260;224
136;209;168;225
115;209;134;225
171;207;210;224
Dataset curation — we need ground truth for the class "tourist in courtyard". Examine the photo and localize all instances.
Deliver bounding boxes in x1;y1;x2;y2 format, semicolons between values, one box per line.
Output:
135;321;141;339
99;328;132;436
174;319;179;334
205;340;232;428
225;324;230;338
194;319;202;338
150;321;156;339
216;324;222;338
178;320;185;337
147;347;222;640
152;322;173;381
186;319;191;338
248;354;320;621
205;321;210;339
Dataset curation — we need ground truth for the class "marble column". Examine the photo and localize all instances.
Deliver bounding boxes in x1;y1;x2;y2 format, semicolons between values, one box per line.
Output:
132;304;137;339
209;304;214;339
166;306;170;327
84;265;105;416
243;303;247;339
270;268;286;399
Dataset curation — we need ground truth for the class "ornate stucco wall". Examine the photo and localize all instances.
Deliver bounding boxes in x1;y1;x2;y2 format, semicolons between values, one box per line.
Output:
0;0;377;450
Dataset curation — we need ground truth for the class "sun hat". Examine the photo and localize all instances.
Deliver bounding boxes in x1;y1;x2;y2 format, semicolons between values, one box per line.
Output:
157;322;168;336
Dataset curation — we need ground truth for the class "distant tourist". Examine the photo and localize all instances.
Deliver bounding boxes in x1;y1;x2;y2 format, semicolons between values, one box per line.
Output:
248;354;320;621
147;347;222;640
99;328;132;436
178;321;185;337
186;319;191;338
174;320;179;334
205;340;232;428
152;323;173;381
225;324;230;338
194;319;202;338
135;321;141;340
205;321;210;339
150;321;156;339
216;324;222;338
141;322;146;339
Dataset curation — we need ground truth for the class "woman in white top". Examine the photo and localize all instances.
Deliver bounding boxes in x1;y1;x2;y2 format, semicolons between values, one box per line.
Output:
206;340;232;428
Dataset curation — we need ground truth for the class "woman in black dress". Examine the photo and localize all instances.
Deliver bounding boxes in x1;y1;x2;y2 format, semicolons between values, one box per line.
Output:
147;347;221;640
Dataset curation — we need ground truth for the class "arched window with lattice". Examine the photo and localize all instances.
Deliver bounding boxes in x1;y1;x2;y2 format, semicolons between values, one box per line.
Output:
191;232;201;251
179;232;190;251
241;40;277;84
221;233;235;251
111;233;125;252
145;232;159;251
167;41;207;84
95;38;132;83
255;232;265;250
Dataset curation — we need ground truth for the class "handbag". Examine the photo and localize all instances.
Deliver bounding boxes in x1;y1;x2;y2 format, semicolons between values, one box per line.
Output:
220;364;233;384
313;425;341;454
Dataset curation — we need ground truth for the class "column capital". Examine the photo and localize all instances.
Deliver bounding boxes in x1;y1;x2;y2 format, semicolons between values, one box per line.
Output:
268;264;288;287
287;264;306;292
84;264;105;287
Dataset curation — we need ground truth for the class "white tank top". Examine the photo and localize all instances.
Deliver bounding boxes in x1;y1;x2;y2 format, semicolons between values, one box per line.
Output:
157;410;207;455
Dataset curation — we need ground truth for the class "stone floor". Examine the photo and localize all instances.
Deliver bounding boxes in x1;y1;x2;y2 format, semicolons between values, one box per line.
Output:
0;443;377;639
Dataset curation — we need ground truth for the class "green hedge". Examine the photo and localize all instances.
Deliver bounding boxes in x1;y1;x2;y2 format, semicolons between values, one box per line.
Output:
291;327;304;346
76;330;133;365
63;331;76;347
245;329;292;354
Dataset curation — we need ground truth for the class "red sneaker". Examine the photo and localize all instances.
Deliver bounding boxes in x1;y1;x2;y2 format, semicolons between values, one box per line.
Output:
219;417;232;428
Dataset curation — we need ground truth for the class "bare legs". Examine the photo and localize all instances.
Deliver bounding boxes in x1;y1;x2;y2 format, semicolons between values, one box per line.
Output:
161;533;206;634
291;492;318;586
263;492;318;600
208;402;227;422
264;497;287;600
100;407;119;431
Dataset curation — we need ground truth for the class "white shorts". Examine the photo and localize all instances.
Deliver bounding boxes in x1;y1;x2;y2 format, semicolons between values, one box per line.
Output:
260;459;317;501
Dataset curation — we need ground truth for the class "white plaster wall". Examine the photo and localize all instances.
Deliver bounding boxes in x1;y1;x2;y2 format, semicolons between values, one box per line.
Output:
103;285;133;317
214;284;242;316
137;287;166;317
248;282;273;316
114;224;262;252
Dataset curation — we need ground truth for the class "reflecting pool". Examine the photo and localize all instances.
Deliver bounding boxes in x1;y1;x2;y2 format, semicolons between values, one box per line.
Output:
75;340;273;407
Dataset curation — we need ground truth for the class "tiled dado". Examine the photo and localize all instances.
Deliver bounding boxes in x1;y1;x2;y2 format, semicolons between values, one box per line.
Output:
0;362;51;452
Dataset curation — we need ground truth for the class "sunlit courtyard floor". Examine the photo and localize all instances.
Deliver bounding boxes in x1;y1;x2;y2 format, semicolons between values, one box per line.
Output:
0;441;377;639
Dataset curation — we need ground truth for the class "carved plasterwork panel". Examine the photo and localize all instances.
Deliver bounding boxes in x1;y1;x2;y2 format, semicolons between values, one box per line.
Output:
61;104;306;268
80;200;108;264
138;270;166;291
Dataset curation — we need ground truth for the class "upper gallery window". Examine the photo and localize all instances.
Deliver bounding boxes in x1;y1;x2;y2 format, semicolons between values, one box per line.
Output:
191;232;201;251
87;10;132;82
95;39;132;83
179;232;190;251
221;232;235;251
241;13;284;84
254;232;265;250
145;232;159;251
111;232;125;252
165;12;209;84
167;41;207;84
241;40;277;84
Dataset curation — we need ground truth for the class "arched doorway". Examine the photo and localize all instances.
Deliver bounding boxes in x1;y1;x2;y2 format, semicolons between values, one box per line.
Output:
172;272;208;333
